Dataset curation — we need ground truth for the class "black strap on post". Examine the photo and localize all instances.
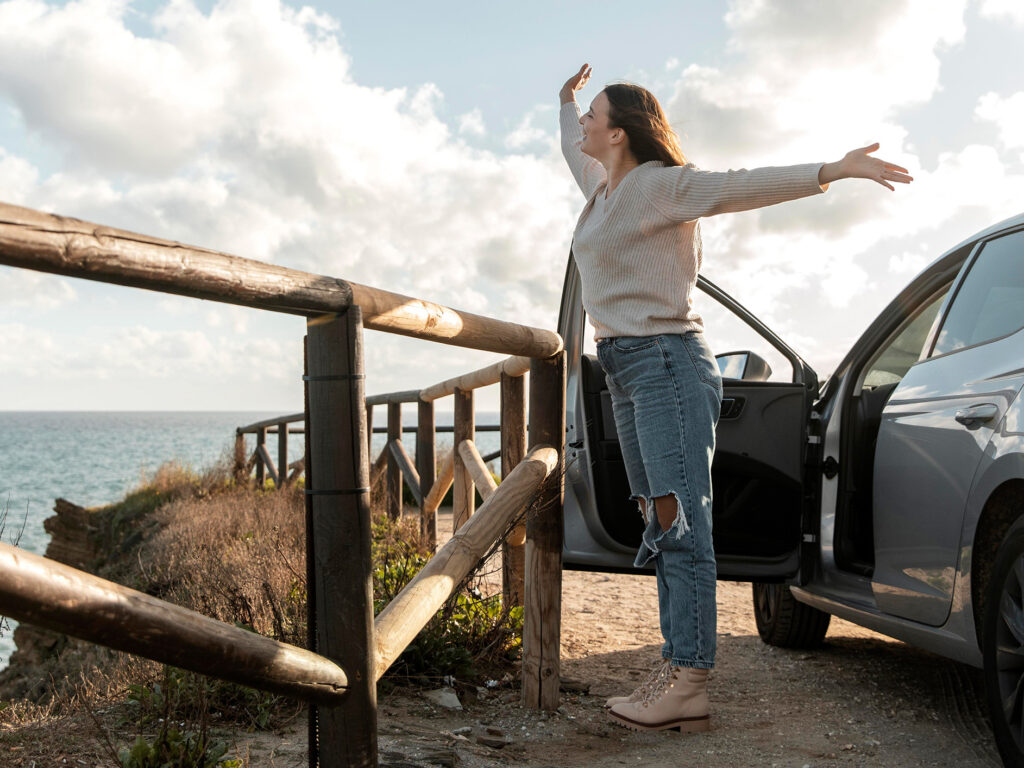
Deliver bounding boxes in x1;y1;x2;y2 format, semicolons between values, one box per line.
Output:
302;374;365;382
303;487;370;496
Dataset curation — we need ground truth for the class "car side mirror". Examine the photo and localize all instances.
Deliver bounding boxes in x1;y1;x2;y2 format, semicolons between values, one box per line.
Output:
716;351;772;382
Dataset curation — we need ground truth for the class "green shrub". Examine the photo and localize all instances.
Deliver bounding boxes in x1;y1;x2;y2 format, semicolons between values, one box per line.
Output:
125;667;283;732
371;514;523;683
119;729;239;768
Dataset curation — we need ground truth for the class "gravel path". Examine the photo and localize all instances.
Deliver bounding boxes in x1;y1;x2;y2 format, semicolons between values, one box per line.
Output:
238;510;1005;767
352;572;1002;768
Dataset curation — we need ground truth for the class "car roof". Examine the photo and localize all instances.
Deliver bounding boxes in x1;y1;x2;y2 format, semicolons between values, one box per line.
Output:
933;211;1024;265
815;210;1024;398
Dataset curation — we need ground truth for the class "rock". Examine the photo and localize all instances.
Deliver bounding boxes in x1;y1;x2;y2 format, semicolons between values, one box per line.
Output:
420;747;459;767
379;750;422;768
453;679;478;701
43;499;100;569
559;677;590;694
423;687;462;710
451;726;472;736
475;734;509;749
485;726;504;737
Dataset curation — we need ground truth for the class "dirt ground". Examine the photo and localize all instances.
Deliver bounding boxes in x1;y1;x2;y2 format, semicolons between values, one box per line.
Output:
2;509;1005;767
234;510;1003;768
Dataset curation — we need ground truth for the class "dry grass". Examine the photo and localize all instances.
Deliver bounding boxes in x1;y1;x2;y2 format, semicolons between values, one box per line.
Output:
0;456;524;764
143;485;308;647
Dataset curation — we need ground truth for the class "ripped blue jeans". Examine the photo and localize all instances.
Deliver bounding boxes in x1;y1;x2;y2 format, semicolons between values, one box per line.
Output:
596;331;723;669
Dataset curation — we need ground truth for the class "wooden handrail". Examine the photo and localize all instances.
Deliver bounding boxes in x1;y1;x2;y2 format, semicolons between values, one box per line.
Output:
363;355;532;407
387;440;422;507
0;202;563;358
420;355;531;402
256;444;280;486
364;390;422;407
373;445;557;680
0;542;348;704
422;451;455;522
458;440;497;501
237;413;305;433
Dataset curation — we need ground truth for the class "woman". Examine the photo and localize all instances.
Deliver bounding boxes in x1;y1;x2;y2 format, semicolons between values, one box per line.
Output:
558;63;911;733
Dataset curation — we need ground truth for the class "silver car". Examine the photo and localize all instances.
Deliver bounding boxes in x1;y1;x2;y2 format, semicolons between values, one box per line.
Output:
558;213;1024;766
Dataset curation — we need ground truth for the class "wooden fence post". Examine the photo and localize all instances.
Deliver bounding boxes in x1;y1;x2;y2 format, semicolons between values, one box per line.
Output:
366;404;374;470
278;422;289;489
305;308;377;768
386;403;402;520
233;432;246;483
500;372;527;608
522;352;565;711
452;387;475;532
417;399;436;548
256;427;268;488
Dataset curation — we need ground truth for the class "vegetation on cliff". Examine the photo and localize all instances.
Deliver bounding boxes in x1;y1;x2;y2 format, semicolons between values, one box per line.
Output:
0;458;520;766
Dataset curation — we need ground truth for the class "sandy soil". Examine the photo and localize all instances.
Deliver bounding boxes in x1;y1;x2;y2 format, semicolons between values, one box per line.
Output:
2;510;1004;767
237;510;1003;768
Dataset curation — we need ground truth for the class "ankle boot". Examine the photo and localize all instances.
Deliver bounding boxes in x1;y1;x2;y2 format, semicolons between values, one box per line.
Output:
608;665;710;732
604;660;671;709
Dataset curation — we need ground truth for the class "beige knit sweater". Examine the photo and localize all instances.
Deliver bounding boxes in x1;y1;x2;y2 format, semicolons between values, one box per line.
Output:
560;101;827;340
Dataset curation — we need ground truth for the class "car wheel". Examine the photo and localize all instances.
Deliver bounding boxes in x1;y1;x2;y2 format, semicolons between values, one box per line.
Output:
752;581;831;648
982;517;1024;768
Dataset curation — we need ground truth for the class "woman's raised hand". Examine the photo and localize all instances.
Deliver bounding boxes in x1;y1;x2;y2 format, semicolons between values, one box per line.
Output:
819;143;914;191
560;63;592;105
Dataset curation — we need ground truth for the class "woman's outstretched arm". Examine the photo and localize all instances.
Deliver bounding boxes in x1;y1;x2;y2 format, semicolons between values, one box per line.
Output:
818;143;913;191
641;143;913;222
559;63;607;199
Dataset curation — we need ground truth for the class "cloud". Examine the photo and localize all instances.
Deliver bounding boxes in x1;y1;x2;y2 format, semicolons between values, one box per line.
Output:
458;108;486;137
0;321;290;381
0;323;57;376
503;106;557;151
976;90;1024;152
0;149;38;202
1;0;1021;404
978;0;1024;25
0;0;578;332
0;267;77;309
643;0;1024;376
667;0;967;167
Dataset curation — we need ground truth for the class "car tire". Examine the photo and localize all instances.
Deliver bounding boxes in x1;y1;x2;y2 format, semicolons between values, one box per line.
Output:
752;581;831;648
982;516;1024;768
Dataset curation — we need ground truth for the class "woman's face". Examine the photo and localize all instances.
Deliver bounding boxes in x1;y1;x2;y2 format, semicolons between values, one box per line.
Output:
579;90;619;159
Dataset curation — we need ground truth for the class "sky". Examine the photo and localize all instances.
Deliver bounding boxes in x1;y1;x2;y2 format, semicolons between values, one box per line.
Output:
1;0;1023;412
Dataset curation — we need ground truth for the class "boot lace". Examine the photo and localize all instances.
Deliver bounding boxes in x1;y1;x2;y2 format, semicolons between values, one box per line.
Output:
632;660;673;706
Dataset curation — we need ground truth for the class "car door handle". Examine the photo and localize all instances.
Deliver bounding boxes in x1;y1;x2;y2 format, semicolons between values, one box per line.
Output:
720;397;745;420
954;403;999;427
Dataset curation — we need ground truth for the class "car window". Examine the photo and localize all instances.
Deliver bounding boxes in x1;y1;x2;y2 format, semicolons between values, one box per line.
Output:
581;298;796;381
861;288;949;389
697;297;795;381
932;231;1024;357
582;298;797;381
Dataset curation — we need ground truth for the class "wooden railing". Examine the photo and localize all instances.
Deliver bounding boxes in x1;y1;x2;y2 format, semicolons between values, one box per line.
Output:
0;201;566;768
234;413;306;488
232;415;502;494
362;355;532;606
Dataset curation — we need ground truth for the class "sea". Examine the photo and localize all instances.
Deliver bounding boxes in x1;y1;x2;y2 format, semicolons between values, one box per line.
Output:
0;410;501;672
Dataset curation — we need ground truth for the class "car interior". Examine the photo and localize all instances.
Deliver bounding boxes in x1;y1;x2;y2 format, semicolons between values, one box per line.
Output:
580;348;810;578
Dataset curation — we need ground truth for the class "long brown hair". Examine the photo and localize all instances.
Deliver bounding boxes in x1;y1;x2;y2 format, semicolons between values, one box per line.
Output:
603;83;687;167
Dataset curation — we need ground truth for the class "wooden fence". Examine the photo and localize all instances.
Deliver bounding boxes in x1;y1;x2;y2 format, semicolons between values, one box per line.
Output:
0;201;566;768
234;363;530;607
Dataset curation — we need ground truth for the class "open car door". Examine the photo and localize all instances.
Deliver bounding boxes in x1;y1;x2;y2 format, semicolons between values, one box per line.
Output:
560;256;820;582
